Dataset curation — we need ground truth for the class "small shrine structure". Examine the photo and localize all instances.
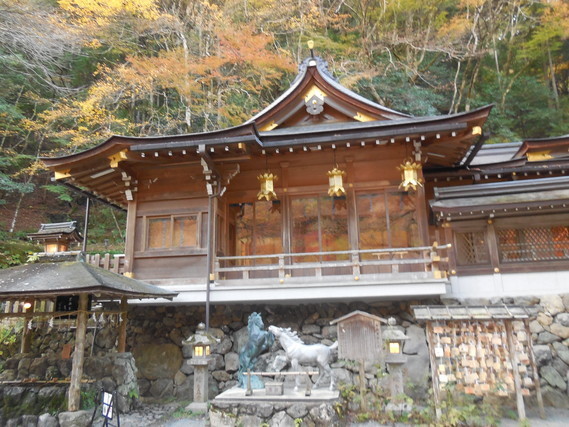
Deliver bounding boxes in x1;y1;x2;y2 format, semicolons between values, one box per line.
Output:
0;258;177;411
27;221;82;254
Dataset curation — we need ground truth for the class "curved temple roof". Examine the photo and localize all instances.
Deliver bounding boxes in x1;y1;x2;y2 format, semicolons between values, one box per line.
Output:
42;55;492;207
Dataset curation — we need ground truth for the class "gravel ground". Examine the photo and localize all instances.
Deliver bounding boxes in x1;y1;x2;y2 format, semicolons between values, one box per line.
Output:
91;401;207;427
97;402;569;426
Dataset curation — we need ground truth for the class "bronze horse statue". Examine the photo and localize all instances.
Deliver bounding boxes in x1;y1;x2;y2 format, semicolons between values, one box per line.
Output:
237;312;274;389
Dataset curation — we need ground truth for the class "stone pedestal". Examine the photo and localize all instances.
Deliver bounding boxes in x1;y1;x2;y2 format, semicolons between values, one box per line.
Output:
186;358;209;413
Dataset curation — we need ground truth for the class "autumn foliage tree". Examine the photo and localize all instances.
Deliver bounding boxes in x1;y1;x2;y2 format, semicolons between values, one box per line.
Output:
1;0;569;235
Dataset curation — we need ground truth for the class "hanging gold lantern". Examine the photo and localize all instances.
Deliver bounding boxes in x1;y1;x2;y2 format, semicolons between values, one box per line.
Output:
327;167;346;197
257;172;278;201
398;160;423;191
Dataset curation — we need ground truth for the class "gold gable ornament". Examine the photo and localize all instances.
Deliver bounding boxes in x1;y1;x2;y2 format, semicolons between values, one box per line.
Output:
257;172;278;201
327;167;346;197
398;160;423;191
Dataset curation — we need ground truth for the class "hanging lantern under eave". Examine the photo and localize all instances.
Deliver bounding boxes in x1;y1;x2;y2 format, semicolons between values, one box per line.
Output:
257;172;278;201
398;160;423;192
327;167;346;197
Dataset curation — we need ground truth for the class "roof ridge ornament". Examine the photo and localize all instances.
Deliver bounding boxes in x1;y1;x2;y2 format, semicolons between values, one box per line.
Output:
295;56;337;84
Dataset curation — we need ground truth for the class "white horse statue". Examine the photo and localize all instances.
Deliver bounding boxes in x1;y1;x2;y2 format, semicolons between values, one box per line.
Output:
268;325;338;391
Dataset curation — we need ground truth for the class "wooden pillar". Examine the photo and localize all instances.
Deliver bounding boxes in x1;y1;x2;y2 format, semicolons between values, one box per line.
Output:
505;320;526;421
415;168;429;246
524;320;545;419
425;321;442;420
118;296;128;353
68;293;89;411
82;197;90;253
20;299;34;353
205;193;216;331
124;199;138;276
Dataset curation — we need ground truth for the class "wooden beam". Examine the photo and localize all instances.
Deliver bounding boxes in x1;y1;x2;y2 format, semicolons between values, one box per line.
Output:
505;320;526;421
68;294;88;411
524;320;545;419
118;297;128;353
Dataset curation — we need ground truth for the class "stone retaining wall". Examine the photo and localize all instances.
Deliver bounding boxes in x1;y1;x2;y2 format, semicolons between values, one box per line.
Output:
126;301;435;403
128;296;569;409
0;353;139;426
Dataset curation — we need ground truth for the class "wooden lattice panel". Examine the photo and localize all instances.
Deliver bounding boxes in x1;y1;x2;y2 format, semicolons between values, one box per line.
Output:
497;226;569;262
455;231;489;265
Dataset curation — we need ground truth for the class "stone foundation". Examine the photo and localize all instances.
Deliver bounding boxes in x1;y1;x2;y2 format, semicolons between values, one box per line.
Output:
0;353;139;425
126;300;436;403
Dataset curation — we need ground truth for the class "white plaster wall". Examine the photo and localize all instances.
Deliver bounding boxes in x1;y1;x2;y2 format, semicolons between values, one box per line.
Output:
449;270;569;299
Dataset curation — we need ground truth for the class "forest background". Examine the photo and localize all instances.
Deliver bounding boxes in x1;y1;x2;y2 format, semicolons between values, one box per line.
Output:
1;0;569;266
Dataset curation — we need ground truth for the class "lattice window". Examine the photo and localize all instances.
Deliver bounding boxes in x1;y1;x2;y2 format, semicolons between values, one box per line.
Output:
497;226;569;262
455;231;490;265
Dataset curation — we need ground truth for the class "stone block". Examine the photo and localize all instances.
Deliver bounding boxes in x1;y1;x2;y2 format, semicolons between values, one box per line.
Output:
403;324;427;355
56;359;72;378
562;294;569;311
182;344;193;359
224;352;239;373
38;413;58;427
541;385;569;408
286;403;308;419
538;312;554;327
541;295;565;316
58;410;93;427
553;343;569;366
168;328;184;346
321;325;337;339
551;323;569;340
208;354;225;371
95;327;117;349
270;410;295;426
137;378;150;396
239;415;262;427
212;370;231;382
513;296;539;306
302;324;320;335
174;370;186;386
174;374;193;400
552;357;569;379
209;410;237;426
538;331;561;344
557;313;569;327
533;345;553;366
179;359;195;375
133;343;182;380
529;320;544;334
541;365;567;390
308;403;338;426
21;415;38;426
149;378;174;398
17;358;32;378
214;337;233;355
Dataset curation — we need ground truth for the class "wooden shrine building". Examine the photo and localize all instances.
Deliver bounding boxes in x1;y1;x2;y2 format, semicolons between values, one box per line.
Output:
42;55;569;310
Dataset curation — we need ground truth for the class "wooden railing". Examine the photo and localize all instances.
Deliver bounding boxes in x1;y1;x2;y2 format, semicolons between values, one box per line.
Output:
215;243;451;282
85;253;125;275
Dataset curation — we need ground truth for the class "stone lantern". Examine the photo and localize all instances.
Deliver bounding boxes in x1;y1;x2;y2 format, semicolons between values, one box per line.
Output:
382;317;410;411
183;323;217;413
